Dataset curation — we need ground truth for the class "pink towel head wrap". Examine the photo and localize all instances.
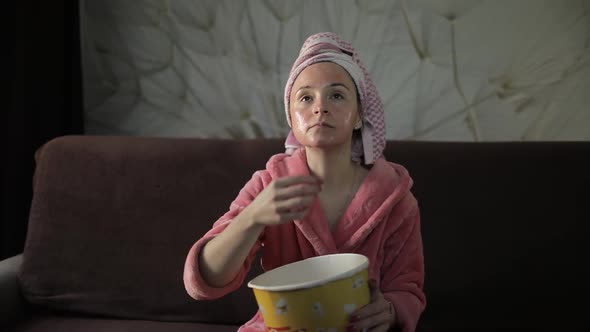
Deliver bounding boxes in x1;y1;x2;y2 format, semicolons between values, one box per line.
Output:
283;32;386;164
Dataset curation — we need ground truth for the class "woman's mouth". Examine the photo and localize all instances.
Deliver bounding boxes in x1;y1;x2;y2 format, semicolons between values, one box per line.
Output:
310;122;334;129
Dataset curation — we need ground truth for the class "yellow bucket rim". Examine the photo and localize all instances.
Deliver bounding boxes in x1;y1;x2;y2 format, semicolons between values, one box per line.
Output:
247;253;369;292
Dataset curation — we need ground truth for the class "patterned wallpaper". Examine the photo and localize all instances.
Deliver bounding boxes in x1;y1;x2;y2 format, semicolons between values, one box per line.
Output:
81;0;590;141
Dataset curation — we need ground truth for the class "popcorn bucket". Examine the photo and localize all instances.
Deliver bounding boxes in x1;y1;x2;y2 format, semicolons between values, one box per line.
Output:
248;253;370;332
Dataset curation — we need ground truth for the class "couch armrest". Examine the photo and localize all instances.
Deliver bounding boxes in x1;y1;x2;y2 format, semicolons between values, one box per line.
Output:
0;254;27;325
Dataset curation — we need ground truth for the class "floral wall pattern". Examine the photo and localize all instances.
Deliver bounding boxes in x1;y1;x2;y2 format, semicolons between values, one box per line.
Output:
81;0;590;140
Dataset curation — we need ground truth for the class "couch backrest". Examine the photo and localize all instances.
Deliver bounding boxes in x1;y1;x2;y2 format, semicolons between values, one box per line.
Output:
19;136;590;329
388;141;590;329
19;136;279;324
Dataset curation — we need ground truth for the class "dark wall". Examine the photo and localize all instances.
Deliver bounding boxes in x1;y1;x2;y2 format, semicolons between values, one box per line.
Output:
3;1;83;259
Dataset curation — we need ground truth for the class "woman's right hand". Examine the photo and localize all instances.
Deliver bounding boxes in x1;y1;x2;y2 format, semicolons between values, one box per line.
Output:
245;175;322;226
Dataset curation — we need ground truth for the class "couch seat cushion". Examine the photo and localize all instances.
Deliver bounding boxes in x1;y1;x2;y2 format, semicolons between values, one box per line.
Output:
11;315;239;332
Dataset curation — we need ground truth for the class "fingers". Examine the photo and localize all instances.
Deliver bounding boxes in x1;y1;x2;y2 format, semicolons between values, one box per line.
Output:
278;208;312;223
368;323;390;332
277;192;315;211
275;182;321;200
272;176;320;221
352;300;389;324
349;309;392;332
256;175;322;225
349;280;395;332
275;196;314;222
275;175;322;188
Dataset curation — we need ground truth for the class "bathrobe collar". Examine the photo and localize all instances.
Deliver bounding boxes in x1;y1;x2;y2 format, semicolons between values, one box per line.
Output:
265;148;413;255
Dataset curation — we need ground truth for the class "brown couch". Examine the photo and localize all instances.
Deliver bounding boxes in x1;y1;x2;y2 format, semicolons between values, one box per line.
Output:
1;135;589;331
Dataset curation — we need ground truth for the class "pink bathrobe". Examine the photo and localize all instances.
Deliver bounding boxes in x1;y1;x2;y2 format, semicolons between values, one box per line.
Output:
184;148;426;332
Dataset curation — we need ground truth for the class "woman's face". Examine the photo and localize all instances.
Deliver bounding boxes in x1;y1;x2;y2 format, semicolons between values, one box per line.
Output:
289;62;361;150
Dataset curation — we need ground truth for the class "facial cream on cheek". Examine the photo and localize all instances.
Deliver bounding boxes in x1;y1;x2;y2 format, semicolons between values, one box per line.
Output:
343;113;353;125
340;108;356;127
292;110;311;133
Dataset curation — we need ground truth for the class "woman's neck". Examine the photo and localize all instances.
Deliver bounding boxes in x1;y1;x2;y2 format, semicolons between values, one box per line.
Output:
305;145;357;190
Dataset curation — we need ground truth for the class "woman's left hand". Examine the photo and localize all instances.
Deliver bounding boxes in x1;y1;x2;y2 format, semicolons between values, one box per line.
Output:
348;279;396;332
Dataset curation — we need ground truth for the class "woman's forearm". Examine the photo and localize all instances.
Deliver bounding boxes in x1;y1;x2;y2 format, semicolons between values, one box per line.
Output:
198;208;265;287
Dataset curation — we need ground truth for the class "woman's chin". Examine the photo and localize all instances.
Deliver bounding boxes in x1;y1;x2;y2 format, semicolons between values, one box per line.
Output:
302;139;349;150
293;131;352;150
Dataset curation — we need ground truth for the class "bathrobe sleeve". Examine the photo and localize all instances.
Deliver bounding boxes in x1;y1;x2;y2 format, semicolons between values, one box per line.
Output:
380;204;426;332
183;170;269;300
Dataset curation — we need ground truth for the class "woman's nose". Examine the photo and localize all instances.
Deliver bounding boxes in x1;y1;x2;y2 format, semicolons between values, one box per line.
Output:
313;108;329;114
313;99;329;114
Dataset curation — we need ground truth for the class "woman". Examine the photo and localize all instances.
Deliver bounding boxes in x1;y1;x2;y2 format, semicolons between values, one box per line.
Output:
184;32;425;332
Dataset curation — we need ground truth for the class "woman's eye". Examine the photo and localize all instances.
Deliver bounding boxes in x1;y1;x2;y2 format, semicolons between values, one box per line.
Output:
300;96;312;102
332;93;344;100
